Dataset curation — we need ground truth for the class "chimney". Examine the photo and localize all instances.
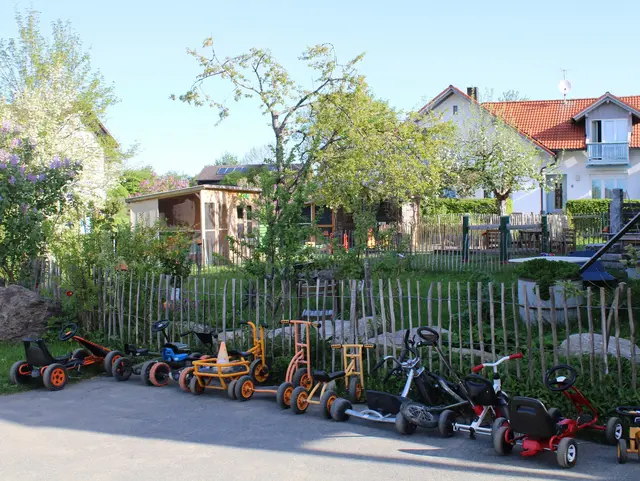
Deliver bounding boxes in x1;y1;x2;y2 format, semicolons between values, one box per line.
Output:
467;86;478;101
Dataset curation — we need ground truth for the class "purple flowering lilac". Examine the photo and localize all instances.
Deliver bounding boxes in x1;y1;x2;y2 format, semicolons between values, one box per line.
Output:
0;194;3;201
1;120;11;132
38;173;46;181
8;176;16;185
50;156;62;169
0;163;6;170
9;154;19;166
27;173;38;183
19;166;25;175
10;138;22;148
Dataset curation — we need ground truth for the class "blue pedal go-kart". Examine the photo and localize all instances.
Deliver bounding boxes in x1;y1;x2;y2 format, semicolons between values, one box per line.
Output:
110;320;212;386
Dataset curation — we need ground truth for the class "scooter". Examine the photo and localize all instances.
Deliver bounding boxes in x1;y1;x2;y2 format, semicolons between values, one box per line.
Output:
437;352;523;438
330;327;469;435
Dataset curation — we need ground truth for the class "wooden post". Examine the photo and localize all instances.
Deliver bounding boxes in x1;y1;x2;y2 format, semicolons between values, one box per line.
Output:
587;287;597;384
541;215;549;253
549;287;559;366
489;282;496;361
437;282;443;373
524;289;533;381
614;284;623;386
600;287;608;376
427;282;434;370
127;273;133;343
499;215;510;263
511;283;521;378
467;282;475;369
536;286;546;384
457;282;463;372
628;286;637;391
477;282;485;364
378;279;388;358
388;280;397;359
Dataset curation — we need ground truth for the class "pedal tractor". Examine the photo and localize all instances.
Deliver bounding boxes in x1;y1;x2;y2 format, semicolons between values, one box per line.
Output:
332;343;375;403
289;344;375;417
615;406;640;464
493;365;623;469
179;320;268;392
111;320;205;386
438;352;522;439
9;322;122;391
233;319;317;408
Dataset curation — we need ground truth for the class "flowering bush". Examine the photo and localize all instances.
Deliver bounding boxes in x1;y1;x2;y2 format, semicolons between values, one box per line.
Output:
134;172;190;196
0;120;81;282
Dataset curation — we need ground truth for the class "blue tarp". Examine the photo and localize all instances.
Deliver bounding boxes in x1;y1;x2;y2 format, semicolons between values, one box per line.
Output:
568;250;616;282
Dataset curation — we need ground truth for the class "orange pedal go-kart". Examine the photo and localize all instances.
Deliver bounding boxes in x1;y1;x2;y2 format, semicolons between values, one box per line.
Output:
9;322;121;391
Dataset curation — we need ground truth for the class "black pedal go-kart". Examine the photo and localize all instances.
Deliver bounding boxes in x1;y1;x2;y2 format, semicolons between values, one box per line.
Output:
330;327;469;435
9;322;121;391
110;320;211;386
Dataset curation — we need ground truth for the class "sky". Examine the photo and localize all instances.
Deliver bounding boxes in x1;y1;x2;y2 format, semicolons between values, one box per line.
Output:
1;0;639;176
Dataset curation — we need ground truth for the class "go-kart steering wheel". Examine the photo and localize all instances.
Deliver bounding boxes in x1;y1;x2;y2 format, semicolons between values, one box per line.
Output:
544;365;577;392
417;326;439;346
151;320;171;333
58;322;78;341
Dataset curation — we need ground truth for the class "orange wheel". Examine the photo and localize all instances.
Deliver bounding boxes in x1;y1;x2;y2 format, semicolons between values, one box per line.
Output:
178;367;194;392
291;386;309;414
293;368;313;390
276;382;294;409
189;375;205;395
234;375;255;401
43;363;68;391
348;377;363;403
149;362;171;387
250;359;269;384
321;390;338;419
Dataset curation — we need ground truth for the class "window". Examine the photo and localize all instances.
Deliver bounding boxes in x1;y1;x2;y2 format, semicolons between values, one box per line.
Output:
591;119;627;143
204;203;215;229
591;178;627;199
452;105;459;115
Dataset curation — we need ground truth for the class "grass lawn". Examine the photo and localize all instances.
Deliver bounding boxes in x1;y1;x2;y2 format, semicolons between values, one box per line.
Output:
0;339;105;395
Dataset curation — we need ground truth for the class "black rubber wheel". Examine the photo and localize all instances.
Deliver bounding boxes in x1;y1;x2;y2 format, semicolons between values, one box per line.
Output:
347;376;363;403
438;409;456;437
547;407;563;423
395;410;418;435
72;348;90;360
227;379;237;400
189;375;205;395
557;438;578;468
292;368;313;390
249;359;270;384
291;386;309;415
276;382;294;409
9;360;30;385
102;350;123;376
492;417;508;433
234;375;255;401
493;426;514;455
43;363;67;391
330;398;352;422
320;390;338;419
605;417;624;445
112;357;133;381
140;360;156;386
400;401;438;429
617;439;628;464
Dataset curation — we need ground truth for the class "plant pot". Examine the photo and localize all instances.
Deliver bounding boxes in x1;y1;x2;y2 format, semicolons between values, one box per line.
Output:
626;267;640;280
518;278;583;324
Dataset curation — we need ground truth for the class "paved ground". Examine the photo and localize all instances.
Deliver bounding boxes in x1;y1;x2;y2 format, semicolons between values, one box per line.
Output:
0;376;635;481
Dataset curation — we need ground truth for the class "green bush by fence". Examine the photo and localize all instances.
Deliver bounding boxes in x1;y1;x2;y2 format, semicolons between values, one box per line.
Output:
566;199;611;216
424;198;513;215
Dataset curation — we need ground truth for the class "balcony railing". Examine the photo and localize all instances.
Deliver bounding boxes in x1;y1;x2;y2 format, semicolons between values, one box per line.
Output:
587;142;629;165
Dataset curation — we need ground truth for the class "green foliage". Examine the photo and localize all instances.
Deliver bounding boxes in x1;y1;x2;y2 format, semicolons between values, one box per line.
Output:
424;198;513;215
566;199;611;216
514;259;581;300
622;245;640;269
214;151;239;165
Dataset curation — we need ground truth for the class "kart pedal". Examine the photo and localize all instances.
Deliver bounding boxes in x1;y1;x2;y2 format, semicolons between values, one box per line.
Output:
469;427;476;440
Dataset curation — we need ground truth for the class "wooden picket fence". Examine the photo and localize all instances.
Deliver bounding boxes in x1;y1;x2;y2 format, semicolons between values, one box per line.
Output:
38;271;637;390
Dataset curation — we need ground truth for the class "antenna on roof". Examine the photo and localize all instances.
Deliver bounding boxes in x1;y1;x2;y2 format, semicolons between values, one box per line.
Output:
558;69;572;104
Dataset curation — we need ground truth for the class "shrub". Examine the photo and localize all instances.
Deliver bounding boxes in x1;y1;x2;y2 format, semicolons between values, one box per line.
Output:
566;199;610;216
423;198;513;215
514;259;581;300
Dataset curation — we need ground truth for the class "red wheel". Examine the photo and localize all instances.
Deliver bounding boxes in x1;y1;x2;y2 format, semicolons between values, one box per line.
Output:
178;367;194;392
148;362;171;387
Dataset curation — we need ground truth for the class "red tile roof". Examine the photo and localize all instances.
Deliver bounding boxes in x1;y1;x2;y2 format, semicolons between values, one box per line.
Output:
482;95;640;150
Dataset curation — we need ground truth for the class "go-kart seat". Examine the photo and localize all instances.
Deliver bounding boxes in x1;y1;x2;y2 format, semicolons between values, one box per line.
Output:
313;370;345;383
228;349;252;358
163;342;190;353
24;338;67;366
509;396;561;440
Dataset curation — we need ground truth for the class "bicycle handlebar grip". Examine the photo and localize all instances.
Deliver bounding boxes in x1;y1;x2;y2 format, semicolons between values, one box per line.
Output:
239;321;249;326
280;320;290;325
372;358;386;372
471;364;484;373
509;353;523;360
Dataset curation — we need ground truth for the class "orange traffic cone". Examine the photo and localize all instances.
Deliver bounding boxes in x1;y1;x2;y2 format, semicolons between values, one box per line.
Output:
217;341;230;372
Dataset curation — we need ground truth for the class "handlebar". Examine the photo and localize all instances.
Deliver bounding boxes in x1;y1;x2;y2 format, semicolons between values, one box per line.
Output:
471;353;523;373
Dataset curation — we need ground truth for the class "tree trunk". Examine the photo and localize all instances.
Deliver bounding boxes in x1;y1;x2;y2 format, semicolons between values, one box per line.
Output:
495;193;509;216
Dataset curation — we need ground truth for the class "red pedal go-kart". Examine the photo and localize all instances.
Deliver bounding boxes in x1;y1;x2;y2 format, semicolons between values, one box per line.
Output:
9;322;122;391
493;365;623;468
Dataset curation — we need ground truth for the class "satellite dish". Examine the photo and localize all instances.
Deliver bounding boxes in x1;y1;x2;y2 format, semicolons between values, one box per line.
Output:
558;79;572;95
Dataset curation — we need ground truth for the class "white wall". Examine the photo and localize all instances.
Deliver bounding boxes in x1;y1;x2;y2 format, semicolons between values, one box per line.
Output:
129;199;159;227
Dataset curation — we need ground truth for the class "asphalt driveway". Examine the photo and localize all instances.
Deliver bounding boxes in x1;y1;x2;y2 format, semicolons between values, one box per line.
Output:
0;376;634;481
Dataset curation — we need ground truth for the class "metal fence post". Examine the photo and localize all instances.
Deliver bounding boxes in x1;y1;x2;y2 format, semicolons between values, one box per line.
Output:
462;215;470;263
541;215;549;253
499;215;510;263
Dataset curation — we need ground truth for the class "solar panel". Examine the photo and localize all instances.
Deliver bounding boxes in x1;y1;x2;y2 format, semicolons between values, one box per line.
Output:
218;167;228;174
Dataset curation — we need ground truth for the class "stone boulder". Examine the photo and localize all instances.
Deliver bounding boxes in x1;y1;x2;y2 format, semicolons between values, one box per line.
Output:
367;326;450;348
0;285;60;341
559;333;640;362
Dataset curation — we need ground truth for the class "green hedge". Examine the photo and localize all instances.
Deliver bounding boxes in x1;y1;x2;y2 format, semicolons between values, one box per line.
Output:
424;198;513;215
566;199;611;216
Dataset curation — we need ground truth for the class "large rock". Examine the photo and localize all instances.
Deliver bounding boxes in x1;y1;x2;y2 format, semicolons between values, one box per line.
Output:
0;285;60;341
367;326;450;348
559;333;640;361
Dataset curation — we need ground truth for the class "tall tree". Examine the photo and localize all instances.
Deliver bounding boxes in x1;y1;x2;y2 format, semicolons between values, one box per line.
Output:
0;9;128;208
214;151;239;165
175;41;362;275
452;103;547;215
242;144;273;164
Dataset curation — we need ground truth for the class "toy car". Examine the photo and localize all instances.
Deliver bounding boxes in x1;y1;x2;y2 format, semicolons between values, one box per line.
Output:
9;322;121;391
615;406;640;464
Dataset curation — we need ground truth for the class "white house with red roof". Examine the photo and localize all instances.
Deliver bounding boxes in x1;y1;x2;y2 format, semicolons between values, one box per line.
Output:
419;86;640;213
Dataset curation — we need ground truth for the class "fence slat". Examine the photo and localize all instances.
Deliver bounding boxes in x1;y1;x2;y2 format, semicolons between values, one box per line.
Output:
477;282;485;364
628;285;637;391
549;287;559;366
536;286;545;384
511;283;520;378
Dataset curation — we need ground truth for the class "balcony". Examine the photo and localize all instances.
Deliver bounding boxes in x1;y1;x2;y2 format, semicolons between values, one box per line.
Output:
587;142;629;165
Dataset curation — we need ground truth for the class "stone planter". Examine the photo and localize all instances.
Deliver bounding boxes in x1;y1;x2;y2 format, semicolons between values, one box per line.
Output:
518;278;583;324
626;267;640;280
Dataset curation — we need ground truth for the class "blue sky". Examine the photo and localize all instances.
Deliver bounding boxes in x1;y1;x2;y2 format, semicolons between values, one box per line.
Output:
1;0;638;175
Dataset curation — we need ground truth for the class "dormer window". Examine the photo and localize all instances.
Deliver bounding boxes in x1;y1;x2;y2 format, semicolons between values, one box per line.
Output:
587;118;629;164
453;105;458;115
